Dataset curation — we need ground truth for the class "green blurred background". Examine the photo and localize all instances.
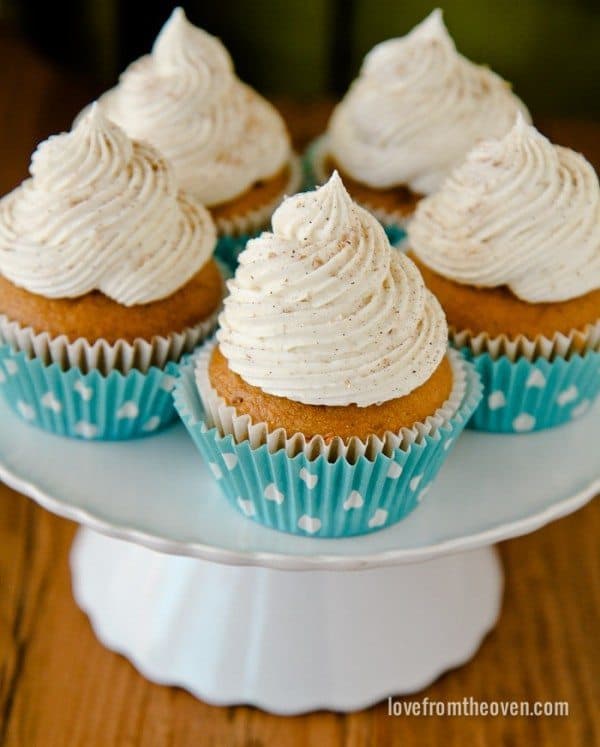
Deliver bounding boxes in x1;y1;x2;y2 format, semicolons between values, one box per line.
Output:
4;0;600;116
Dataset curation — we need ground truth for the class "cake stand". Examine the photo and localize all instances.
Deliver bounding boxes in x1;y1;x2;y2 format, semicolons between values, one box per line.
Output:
0;395;597;714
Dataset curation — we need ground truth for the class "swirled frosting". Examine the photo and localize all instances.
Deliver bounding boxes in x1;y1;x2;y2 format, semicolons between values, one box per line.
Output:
97;7;291;207
0;105;216;306
328;9;529;194
409;117;600;303
217;172;448;407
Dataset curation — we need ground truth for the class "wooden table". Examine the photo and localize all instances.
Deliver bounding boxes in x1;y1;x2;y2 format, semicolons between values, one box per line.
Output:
0;30;598;747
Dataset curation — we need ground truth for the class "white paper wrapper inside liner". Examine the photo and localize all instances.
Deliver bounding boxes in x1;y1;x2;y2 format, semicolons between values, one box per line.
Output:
308;136;414;235
0;308;220;376
193;340;468;464
213;155;303;237
451;320;600;363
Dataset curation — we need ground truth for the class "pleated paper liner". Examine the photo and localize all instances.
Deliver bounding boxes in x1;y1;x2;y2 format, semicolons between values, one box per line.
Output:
304;136;410;248
0;301;220;439
0;344;181;440
213;156;303;271
0;306;220;375
173;345;482;537
452;321;600;433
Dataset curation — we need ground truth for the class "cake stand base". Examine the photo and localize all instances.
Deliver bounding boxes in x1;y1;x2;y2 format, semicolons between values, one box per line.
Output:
71;528;503;714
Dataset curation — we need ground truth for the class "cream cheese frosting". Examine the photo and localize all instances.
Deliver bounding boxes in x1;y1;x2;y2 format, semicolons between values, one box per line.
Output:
97;7;291;207
409;116;600;303
327;9;530;195
217;172;448;407
0;105;216;306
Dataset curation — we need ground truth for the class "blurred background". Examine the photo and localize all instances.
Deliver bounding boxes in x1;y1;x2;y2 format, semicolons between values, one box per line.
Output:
2;0;599;117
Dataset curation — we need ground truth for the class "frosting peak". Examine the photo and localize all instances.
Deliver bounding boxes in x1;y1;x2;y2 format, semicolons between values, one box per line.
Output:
409;119;600;303
96;8;291;207
152;8;233;90
272;170;353;244
217;174;448;407
328;9;529;194
0;107;216;306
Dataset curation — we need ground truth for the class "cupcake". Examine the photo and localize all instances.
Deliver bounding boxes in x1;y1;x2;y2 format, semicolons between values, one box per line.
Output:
91;7;302;270
0;105;221;440
409;116;600;432
173;173;481;537
307;9;529;245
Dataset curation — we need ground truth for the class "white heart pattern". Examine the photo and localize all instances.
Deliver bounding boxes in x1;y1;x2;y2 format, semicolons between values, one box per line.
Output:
557;386;578;406
443;437;454;451
387;462;403;479
222;453;238;470
368;509;388;529
16;400;35;421
74;380;93;401
160;375;177;392
209;462;223;480
526;369;546;388
409;474;423;491
512;413;536;432
74;420;99;439
571;399;591;419
298;467;318;489
487;391;506;410
116;401;139;420
142;416;161;432
41;392;62;413
237;497;256;517
297;515;322;534
343;490;364;510
264;483;285;504
4;360;18;375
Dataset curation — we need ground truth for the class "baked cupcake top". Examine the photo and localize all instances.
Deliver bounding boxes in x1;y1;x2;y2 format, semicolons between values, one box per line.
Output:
97;7;291;207
0;105;216;306
327;9;529;195
217;172;448;407
409;116;600;303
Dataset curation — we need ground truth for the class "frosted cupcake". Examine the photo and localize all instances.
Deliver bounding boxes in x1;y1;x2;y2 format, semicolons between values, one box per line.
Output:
173;173;481;537
308;9;529;244
0;106;221;440
93;7;301;269
409;117;600;432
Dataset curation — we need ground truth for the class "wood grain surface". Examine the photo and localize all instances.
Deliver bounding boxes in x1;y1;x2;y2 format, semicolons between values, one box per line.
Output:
0;28;598;747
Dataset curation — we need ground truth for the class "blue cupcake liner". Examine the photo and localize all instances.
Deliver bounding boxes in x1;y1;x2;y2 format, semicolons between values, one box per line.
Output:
172;357;482;538
462;347;600;433
303;138;408;248
0;343;182;440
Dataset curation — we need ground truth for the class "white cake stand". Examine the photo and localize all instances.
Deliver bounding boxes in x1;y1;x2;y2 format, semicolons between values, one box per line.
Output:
0;396;597;714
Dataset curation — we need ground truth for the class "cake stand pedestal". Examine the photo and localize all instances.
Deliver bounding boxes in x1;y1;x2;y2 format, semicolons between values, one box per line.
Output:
0;397;596;714
71;531;501;713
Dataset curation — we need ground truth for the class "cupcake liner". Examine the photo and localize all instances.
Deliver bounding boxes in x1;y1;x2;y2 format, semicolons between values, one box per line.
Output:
193;341;468;462
172;346;482;537
451;320;600;362
462;347;600;433
305;136;410;247
0;343;182;440
0;304;220;376
452;320;600;433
